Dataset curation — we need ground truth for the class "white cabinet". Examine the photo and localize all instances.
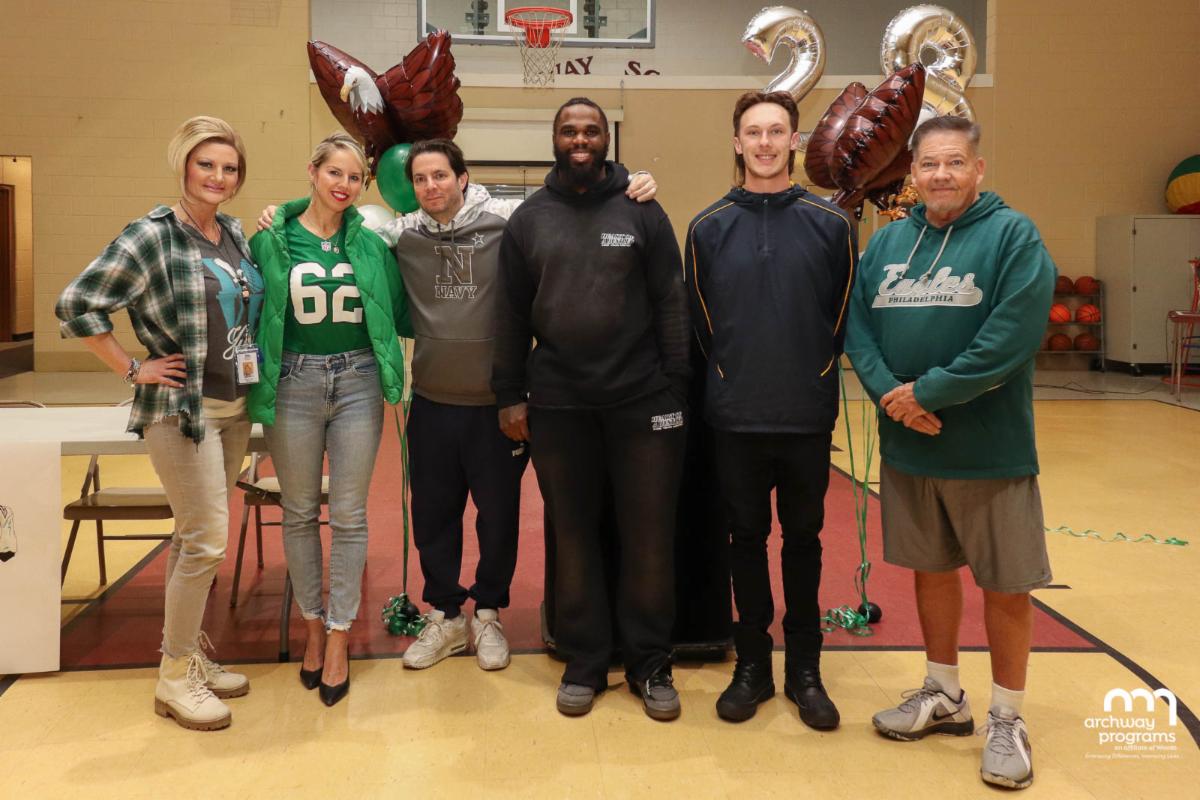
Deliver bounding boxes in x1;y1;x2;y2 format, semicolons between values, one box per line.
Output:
1095;215;1200;369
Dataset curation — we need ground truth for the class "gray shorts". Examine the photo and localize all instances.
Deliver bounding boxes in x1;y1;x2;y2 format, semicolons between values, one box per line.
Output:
879;462;1052;593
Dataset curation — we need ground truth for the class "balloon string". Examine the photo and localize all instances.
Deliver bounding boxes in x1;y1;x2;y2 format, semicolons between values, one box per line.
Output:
1045;525;1188;547
382;398;427;637
821;363;877;637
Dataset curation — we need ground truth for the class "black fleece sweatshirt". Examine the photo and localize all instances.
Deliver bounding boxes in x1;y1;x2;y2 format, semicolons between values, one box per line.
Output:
492;161;690;410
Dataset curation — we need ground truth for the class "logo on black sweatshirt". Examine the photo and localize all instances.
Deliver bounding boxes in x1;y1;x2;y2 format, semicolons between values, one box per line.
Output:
433;244;478;300
600;233;635;247
872;264;982;308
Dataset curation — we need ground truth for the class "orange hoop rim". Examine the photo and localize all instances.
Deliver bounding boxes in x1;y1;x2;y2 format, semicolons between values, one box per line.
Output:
505;6;574;30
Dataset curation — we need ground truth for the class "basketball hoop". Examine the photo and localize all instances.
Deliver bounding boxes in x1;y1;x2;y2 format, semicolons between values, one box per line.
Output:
506;6;572;87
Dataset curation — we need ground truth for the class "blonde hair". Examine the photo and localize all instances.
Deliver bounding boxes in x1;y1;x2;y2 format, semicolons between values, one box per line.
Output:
166;116;247;196
311;131;370;187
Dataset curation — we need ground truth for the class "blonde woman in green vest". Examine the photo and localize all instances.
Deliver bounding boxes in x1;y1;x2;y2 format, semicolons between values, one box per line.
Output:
249;132;411;707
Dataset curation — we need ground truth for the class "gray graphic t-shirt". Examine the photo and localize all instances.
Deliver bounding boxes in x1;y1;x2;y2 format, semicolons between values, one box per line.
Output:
187;227;265;400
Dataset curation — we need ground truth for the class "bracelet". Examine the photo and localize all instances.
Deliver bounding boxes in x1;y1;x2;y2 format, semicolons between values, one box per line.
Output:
123;357;141;385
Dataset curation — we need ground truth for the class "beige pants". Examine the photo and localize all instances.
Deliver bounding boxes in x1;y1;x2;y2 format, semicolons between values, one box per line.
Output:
145;397;250;658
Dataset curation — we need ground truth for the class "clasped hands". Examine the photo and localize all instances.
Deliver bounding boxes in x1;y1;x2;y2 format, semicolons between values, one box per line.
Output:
879;382;942;436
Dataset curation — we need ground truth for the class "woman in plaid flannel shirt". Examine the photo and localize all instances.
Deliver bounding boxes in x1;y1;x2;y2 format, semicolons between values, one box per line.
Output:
56;117;262;732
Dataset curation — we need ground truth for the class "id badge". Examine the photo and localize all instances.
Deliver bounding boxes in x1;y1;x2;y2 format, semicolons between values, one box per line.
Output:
235;345;261;385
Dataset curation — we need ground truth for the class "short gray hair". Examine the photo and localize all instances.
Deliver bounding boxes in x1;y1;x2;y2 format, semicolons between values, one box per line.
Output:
911;116;981;154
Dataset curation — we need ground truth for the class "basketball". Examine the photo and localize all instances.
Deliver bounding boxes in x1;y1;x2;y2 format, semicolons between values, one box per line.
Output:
1047;333;1073;350
1165;154;1200;214
1074;333;1100;351
1049;303;1071;323
1076;304;1101;324
1073;275;1100;295
1055;275;1074;294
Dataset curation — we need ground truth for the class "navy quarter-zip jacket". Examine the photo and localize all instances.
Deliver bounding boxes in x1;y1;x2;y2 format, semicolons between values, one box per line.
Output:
685;185;857;433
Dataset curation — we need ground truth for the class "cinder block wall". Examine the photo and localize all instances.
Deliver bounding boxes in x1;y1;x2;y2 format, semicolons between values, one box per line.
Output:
0;0;313;370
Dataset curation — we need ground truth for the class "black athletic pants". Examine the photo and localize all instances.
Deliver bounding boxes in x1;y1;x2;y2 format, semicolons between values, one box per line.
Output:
714;430;832;666
408;394;529;618
530;388;687;690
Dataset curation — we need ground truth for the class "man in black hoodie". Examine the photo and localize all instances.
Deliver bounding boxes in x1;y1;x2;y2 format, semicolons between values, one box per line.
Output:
686;91;857;729
492;97;690;720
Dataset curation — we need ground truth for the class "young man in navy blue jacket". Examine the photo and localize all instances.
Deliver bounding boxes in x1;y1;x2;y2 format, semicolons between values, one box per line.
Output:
686;91;857;728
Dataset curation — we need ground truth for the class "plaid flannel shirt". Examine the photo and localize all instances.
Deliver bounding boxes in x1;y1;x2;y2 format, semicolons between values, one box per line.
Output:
56;205;252;443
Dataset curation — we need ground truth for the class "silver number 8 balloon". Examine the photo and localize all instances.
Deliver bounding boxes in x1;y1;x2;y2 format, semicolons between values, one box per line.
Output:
880;4;977;121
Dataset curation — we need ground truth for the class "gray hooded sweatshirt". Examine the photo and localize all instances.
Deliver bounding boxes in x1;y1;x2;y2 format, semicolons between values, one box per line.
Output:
372;184;520;406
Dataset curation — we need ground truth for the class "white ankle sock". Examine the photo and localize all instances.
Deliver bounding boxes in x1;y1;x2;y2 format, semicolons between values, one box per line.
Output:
990;682;1025;719
926;660;962;699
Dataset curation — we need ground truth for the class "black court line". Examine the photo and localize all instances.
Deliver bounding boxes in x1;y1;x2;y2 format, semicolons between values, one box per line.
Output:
1032;596;1200;749
826;459;1200;749
59;540;171;638
8;466;1197;753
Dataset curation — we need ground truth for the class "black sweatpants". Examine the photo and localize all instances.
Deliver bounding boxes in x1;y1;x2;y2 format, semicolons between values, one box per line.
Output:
408;394;529;617
714;430;832;666
530;388;687;690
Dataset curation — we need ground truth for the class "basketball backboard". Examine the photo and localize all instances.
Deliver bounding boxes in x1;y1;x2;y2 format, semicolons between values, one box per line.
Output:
419;0;654;47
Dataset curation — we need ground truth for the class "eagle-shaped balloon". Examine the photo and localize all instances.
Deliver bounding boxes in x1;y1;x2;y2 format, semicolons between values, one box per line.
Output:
309;32;464;175
805;63;926;219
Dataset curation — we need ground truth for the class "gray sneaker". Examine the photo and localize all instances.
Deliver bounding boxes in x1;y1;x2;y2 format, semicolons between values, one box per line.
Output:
872;677;974;741
979;711;1034;789
629;669;681;721
402;609;468;669
556;682;597;716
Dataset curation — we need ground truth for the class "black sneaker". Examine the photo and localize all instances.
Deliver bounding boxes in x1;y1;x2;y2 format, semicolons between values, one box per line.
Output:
784;666;840;730
716;660;775;722
629;668;681;721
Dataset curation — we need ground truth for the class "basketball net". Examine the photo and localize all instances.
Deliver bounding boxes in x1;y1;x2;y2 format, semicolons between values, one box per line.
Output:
507;7;572;87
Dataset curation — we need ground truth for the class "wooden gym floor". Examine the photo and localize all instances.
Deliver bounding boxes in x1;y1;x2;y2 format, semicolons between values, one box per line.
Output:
1;369;1197;799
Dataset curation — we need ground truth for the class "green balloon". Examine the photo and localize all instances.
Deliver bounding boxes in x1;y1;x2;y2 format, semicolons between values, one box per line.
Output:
376;144;418;214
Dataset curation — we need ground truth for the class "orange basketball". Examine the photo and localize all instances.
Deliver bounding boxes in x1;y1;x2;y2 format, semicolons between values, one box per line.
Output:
1075;304;1101;324
1049;303;1071;323
1074;275;1101;295
1074;333;1100;351
1055;275;1075;294
1047;333;1073;350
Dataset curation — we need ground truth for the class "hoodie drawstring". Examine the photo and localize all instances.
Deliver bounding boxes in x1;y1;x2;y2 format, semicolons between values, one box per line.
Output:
907;224;955;281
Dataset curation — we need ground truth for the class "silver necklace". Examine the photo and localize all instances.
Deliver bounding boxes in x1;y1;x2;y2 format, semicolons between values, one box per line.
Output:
178;199;220;246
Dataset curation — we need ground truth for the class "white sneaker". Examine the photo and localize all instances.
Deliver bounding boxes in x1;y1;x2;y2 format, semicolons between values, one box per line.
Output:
471;609;511;671
979;711;1034;789
402;609;468;669
197;631;249;699
872;677;974;741
154;652;232;731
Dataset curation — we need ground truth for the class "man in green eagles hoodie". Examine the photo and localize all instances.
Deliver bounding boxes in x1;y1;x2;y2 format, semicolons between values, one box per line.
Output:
845;116;1055;791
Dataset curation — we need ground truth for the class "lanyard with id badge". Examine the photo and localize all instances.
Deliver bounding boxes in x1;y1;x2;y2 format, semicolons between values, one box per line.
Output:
208;255;261;385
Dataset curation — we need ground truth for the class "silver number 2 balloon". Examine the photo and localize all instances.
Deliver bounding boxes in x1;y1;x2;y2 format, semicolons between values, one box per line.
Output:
742;6;827;103
880;4;977;121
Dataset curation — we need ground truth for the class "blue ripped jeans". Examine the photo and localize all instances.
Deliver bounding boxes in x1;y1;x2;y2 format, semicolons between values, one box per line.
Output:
265;348;384;631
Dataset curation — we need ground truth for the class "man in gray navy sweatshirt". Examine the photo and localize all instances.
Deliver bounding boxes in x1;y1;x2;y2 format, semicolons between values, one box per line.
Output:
492;97;691;720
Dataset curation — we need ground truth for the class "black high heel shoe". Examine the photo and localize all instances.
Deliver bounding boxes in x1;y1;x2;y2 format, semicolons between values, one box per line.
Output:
299;664;323;690
318;674;350;707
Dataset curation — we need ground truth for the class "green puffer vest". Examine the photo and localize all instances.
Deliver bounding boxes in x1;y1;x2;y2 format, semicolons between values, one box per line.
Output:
247;197;411;426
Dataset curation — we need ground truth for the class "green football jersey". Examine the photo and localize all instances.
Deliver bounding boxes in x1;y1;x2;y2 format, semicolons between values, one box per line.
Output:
282;217;373;355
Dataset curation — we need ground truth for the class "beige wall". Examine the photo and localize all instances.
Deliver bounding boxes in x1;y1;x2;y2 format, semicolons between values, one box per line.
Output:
7;0;1200;370
0;0;314;370
988;0;1200;277
0;156;33;335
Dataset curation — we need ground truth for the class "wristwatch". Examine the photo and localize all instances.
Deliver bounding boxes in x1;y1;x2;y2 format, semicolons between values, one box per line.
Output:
123;357;141;385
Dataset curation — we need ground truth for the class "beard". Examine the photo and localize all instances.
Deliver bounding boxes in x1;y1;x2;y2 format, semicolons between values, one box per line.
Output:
554;140;609;189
